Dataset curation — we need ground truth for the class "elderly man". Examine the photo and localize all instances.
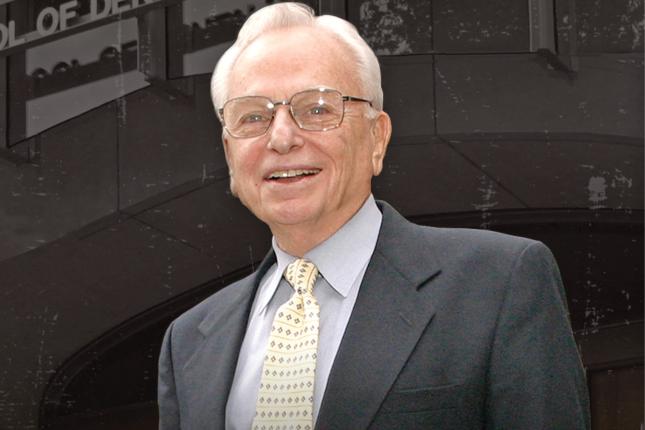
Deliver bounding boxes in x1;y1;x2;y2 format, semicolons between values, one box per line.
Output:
158;3;590;429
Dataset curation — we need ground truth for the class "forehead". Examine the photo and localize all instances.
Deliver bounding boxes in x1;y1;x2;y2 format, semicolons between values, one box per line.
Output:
228;27;360;100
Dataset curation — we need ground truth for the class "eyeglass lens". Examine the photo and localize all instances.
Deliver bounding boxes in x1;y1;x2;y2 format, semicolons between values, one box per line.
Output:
222;89;344;138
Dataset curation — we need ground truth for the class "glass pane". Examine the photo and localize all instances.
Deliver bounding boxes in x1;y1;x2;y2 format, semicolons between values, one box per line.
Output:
433;0;530;52
348;0;432;55
170;0;318;77
349;0;531;55
6;0;160;144
22;19;148;139
556;0;645;54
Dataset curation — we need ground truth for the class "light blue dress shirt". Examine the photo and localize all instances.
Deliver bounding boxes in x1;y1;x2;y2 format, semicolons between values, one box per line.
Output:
225;195;382;430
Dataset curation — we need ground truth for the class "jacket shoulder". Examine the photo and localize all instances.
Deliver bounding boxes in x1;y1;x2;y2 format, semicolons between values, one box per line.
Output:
408;223;553;275
378;200;543;263
421;224;539;251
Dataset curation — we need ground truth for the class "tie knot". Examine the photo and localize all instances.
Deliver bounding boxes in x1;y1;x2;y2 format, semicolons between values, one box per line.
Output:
284;258;319;295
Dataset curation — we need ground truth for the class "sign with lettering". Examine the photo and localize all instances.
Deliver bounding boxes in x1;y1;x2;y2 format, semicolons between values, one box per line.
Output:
0;0;166;53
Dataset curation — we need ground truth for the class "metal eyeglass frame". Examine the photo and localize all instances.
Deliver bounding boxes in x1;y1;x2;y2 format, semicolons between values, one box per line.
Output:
217;87;373;138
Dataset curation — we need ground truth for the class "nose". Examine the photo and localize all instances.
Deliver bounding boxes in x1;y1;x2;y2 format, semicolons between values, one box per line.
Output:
267;106;304;154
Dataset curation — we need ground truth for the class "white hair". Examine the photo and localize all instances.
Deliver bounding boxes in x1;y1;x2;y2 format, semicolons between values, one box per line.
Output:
210;2;383;112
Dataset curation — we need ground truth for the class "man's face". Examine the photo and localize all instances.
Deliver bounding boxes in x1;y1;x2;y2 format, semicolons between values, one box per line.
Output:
222;27;390;240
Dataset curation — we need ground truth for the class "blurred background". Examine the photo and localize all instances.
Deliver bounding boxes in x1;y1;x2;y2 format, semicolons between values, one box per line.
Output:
0;0;642;428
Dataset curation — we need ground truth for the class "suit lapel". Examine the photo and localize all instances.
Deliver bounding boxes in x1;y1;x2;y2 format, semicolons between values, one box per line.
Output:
316;202;442;430
182;252;276;428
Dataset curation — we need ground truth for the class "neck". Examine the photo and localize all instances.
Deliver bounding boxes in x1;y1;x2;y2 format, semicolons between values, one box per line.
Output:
271;197;368;257
272;222;341;257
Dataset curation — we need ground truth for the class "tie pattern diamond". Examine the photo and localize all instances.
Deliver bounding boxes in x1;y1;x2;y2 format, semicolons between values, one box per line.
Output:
252;259;320;430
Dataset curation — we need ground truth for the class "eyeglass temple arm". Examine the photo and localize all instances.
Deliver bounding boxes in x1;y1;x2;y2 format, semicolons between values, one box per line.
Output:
342;96;372;107
216;108;225;124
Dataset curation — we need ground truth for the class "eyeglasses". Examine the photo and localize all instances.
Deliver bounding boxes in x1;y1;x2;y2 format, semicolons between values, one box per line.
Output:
218;87;372;138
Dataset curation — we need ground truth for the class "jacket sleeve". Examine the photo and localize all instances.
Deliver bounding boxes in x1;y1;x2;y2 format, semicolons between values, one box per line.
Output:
485;241;591;429
158;321;181;430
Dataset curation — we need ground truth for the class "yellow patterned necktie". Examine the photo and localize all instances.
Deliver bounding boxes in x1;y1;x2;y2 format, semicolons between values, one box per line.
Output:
252;259;320;430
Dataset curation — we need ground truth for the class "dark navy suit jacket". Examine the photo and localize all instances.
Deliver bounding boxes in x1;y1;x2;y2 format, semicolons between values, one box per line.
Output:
158;201;590;429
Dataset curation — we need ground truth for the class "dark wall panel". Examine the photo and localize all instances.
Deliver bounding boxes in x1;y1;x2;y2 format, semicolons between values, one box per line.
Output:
452;139;643;210
590;365;644;429
381;56;435;141
119;76;225;209
435;54;644;137
135;181;272;270
0;103;118;261
0;214;221;429
373;141;524;217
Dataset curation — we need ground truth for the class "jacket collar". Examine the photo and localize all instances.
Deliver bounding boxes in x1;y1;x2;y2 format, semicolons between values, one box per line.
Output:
316;200;442;429
183;250;276;429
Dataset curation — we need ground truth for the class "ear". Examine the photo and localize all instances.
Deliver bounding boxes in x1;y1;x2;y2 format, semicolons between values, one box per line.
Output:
222;132;233;166
370;111;392;176
222;133;238;197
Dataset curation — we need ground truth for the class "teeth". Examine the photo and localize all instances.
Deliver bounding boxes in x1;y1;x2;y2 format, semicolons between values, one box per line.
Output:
268;169;320;179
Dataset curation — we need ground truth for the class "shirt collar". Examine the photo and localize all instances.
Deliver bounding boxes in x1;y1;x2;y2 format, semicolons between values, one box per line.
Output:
253;195;382;316
252;252;292;318
277;194;381;294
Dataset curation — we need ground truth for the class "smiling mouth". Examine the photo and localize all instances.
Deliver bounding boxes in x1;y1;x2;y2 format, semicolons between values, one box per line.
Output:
267;169;321;180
